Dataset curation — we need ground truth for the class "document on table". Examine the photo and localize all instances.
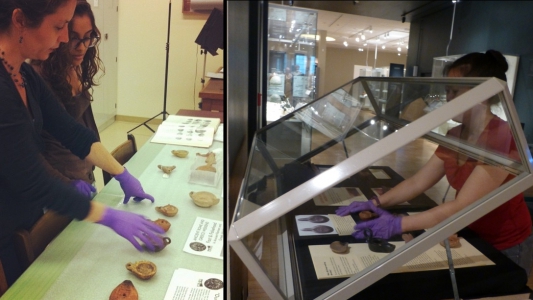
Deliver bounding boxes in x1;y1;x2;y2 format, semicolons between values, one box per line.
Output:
313;187;367;206
295;215;338;236
163;269;223;300
309;238;494;279
151;115;221;147
329;214;357;236
183;217;223;259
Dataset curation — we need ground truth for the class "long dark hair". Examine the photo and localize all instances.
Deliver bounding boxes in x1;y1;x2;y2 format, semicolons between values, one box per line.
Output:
0;0;72;31
445;50;508;82
36;0;104;105
444;50;508;105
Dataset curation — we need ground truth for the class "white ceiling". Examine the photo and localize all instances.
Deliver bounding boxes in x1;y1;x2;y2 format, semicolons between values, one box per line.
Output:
316;9;410;54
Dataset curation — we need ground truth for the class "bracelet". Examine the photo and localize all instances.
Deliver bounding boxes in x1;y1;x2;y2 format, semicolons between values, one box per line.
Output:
370;195;381;207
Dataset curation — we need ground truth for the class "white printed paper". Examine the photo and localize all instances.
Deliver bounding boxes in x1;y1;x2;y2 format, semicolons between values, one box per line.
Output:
163;269;223;300
295;215;338;236
329;214;357;236
151;116;220;148
309;238;494;280
313;187;367;206
183;217;223;260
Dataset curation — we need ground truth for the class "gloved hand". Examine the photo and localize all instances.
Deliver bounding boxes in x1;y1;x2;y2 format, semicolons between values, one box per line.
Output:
114;168;154;204
335;196;380;216
352;201;403;240
70;179;96;198
97;207;165;251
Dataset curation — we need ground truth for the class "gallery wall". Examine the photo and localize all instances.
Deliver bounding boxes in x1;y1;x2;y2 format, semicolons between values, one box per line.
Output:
116;0;224;120
323;48;406;95
406;1;533;141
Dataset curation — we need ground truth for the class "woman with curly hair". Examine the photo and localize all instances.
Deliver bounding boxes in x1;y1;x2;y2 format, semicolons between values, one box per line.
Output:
0;0;163;287
32;0;103;197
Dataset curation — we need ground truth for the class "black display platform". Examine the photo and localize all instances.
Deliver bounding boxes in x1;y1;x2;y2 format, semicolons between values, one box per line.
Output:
289;226;529;299
278;163;530;299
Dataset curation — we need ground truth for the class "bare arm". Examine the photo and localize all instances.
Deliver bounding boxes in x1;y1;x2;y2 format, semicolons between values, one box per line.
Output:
84;142;124;176
378;154;446;207
402;164;509;231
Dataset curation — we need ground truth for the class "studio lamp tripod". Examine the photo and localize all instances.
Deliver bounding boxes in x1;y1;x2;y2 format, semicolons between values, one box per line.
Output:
128;0;172;134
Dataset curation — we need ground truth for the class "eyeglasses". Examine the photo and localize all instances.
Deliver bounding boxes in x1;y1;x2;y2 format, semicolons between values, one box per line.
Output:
69;35;100;49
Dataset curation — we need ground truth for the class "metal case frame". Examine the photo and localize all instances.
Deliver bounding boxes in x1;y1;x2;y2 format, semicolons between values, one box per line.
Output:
229;76;533;300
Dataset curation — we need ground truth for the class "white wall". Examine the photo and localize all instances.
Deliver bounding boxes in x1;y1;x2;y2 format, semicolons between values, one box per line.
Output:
117;0;224;119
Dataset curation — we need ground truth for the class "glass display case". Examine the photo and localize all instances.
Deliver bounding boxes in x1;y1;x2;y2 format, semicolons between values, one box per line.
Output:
266;4;318;122
228;76;533;299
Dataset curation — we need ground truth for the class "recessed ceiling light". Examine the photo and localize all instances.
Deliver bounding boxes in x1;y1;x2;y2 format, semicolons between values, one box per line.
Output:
326;36;335;42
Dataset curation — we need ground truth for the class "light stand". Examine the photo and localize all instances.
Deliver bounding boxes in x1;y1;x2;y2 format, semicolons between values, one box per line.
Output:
128;0;172;134
201;49;207;88
195;8;224;90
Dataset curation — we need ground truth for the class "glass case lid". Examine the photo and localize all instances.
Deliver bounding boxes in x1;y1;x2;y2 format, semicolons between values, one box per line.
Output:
228;76;533;299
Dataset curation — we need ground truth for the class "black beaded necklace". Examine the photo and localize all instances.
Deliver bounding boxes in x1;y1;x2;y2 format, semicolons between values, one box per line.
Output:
0;50;26;88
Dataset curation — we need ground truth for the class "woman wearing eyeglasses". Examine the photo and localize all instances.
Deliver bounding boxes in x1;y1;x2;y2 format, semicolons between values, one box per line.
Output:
31;0;102;197
0;0;165;287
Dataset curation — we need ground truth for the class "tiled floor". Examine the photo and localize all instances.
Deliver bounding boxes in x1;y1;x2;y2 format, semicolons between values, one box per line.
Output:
94;120;159;192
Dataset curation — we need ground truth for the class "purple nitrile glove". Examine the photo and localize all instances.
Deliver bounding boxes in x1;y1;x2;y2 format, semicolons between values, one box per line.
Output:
114;168;155;204
335;196;380;216
352;201;403;240
97;207;165;251
70;179;96;198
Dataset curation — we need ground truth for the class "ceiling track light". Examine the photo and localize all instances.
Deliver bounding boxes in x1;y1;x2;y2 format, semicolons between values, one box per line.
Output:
349;25;373;39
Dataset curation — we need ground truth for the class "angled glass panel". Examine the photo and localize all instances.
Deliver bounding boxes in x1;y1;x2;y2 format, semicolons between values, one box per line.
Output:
230;77;533;300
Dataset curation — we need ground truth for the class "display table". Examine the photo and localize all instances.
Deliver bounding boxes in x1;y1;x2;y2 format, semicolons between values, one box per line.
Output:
277;164;530;299
0;138;223;299
292;228;530;299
